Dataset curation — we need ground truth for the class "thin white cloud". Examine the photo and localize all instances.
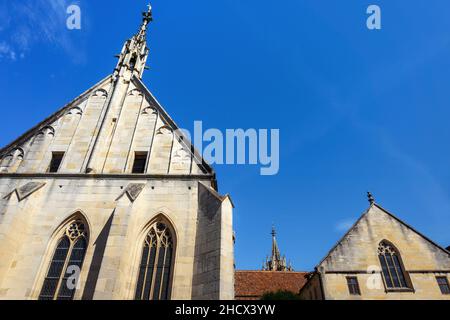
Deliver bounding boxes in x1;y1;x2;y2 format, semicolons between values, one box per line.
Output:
0;42;17;60
0;1;84;62
334;218;355;232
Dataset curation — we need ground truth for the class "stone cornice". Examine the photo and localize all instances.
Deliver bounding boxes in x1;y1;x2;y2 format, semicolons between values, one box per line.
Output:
0;173;214;181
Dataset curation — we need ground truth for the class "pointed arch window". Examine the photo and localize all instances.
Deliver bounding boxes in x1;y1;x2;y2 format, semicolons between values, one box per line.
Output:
378;241;410;290
39;220;88;300
135;222;174;300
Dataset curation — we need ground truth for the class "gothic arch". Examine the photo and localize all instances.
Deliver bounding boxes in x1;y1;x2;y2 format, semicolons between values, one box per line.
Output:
128;88;143;97
131;213;177;300
31;126;55;146
40;125;55;136
92;88;108;98
0;147;24;172
33;211;91;300
66;106;83;116
155;125;173;136
141;106;158;116
7;147;25;158
172;146;191;162
49;210;91;241
377;239;411;290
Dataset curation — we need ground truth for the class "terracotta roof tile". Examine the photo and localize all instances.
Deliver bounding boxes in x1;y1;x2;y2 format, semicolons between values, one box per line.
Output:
235;270;308;300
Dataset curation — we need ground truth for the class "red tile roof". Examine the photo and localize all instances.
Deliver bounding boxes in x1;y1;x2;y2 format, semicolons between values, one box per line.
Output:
235;270;308;300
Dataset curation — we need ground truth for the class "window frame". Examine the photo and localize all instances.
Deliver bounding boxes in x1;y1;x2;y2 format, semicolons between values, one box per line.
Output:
378;240;414;293
47;151;65;173
436;276;450;295
131;152;148;174
38;219;88;300
346;276;361;296
134;221;175;300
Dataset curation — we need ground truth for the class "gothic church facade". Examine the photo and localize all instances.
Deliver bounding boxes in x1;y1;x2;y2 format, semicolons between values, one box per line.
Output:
0;7;234;300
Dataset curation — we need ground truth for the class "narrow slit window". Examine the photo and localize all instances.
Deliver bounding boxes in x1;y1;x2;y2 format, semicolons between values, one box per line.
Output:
346;276;361;295
132;152;148;174
48;152;65;173
436;276;450;295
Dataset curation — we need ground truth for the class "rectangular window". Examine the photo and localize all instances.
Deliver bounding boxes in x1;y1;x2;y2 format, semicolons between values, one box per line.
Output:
436;276;450;295
346;276;361;295
48;152;64;173
132;152;148;174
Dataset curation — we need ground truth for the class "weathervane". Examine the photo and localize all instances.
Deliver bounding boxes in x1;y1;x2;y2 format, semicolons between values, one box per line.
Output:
143;3;153;23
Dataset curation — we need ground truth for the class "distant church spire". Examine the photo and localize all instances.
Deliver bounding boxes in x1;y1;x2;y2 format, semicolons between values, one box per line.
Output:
263;225;293;271
271;225;281;262
114;3;153;79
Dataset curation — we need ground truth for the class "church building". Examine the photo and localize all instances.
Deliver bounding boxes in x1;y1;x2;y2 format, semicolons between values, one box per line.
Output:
0;6;234;300
299;195;450;300
1;4;450;302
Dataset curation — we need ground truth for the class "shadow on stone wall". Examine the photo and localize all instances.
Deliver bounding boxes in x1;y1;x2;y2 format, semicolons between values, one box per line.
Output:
82;210;114;299
191;182;222;299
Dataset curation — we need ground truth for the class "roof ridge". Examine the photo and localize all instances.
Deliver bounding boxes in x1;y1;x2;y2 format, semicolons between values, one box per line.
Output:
315;203;450;270
373;203;450;256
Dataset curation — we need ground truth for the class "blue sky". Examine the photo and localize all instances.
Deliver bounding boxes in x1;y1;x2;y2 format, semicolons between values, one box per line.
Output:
1;0;450;271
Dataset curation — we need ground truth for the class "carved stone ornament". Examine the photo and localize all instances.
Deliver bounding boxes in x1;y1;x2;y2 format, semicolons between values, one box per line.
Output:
3;182;46;202
116;183;146;202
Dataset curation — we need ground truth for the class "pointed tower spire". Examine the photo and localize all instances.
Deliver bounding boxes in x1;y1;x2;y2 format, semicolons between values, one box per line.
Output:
271;225;281;262
263;225;294;271
114;3;153;80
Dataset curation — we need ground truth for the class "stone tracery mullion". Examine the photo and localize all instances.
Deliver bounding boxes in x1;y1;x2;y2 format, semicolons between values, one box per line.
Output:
65;220;86;242
40;219;88;300
378;241;409;289
136;222;173;300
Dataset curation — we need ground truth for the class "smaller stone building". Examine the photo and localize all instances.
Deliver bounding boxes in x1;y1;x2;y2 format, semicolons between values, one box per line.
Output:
299;197;450;300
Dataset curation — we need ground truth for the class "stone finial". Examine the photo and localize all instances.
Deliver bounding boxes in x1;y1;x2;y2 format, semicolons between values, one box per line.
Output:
367;191;375;205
